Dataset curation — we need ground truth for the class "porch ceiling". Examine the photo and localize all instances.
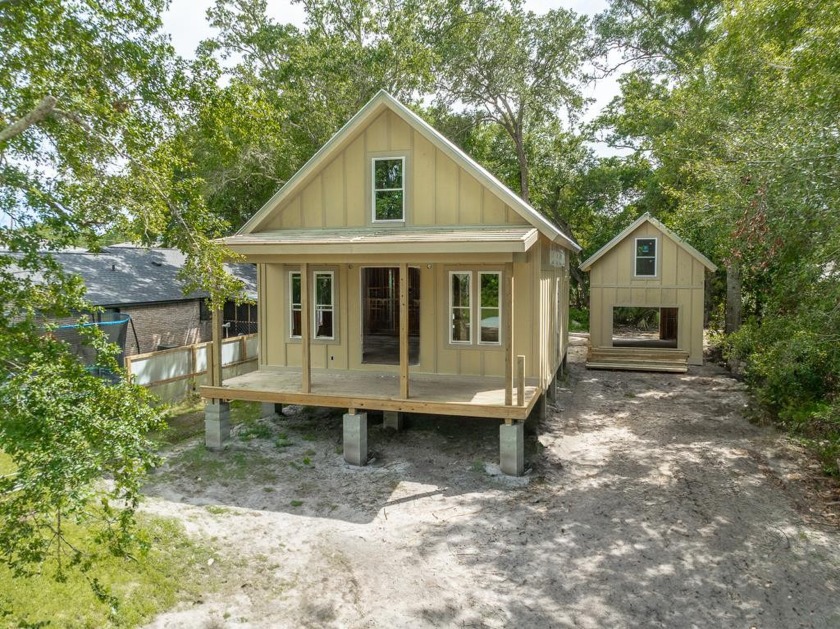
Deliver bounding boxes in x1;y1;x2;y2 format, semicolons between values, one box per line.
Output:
219;226;539;256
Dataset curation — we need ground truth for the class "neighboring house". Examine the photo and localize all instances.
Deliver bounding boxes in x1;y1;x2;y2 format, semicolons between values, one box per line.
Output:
201;91;580;476
45;244;257;356
579;213;717;372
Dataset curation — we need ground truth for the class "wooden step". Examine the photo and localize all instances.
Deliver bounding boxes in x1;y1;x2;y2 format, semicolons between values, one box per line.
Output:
586;345;689;373
585;360;688;374
589;347;689;361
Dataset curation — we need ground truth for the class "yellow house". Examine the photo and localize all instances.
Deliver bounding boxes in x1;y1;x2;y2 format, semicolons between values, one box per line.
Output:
201;91;579;475
580;213;717;372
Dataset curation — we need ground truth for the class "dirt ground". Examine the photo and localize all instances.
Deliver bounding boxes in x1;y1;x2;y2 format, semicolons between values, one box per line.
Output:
142;334;840;628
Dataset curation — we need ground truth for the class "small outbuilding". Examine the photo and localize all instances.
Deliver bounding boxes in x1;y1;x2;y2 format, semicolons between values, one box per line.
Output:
579;213;717;372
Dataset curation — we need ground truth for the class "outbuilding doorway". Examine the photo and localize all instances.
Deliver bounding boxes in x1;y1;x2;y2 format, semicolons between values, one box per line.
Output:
362;267;420;365
612;306;678;348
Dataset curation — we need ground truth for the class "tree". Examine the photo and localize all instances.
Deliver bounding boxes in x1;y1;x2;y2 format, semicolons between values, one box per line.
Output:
594;0;840;472
0;0;239;582
431;0;588;203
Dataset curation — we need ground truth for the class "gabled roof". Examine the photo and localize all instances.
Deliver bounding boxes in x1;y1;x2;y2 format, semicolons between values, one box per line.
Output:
579;213;717;272
8;246;257;307
238;90;580;252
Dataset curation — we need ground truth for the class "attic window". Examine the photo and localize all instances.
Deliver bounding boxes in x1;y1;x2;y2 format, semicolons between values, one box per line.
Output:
635;238;657;277
372;157;404;222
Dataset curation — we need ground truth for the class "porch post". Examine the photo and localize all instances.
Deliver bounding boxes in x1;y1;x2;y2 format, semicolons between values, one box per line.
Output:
399;263;409;399
504;262;514;406
211;306;223;388
205;304;229;449
300;263;311;393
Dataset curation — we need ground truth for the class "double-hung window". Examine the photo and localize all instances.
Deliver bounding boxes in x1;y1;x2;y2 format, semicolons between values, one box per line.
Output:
289;270;335;340
449;270;502;346
450;272;471;343
635;238;657;277
314;271;334;339
289;272;302;338
478;272;501;344
372;157;404;222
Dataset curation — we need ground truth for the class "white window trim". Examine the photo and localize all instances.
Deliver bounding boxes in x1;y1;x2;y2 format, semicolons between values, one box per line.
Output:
449;271;472;344
313;270;335;340
477;271;502;346
634;237;658;278
371;156;405;223
289;271;301;339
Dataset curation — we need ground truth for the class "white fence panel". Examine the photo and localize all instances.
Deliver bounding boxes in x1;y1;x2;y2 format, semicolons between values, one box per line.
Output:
126;334;258;402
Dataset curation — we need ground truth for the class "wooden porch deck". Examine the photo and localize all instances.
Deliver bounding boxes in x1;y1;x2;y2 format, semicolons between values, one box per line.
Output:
201;368;541;420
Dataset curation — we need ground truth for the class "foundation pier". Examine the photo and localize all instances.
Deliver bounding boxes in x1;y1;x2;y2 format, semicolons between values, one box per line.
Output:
261;402;283;418
500;421;525;476
205;401;230;449
383;411;404;431
343;411;369;466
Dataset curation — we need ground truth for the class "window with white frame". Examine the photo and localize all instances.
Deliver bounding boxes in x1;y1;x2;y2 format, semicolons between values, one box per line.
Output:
290;270;335;340
635;238;657;277
289;271;301;337
372;157;404;221
450;272;471;343
479;272;501;344
314;271;334;339
449;270;503;346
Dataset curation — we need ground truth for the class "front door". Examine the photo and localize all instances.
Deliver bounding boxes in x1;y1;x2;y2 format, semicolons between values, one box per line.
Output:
361;267;419;365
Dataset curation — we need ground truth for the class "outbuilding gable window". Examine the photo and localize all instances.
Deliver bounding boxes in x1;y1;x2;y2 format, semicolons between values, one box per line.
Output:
372;157;404;222
635;238;657;277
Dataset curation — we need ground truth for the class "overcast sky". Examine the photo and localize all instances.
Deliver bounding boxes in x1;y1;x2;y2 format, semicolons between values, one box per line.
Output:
161;0;620;123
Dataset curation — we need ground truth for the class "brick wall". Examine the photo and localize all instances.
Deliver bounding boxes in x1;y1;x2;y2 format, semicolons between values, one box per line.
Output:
121;300;210;356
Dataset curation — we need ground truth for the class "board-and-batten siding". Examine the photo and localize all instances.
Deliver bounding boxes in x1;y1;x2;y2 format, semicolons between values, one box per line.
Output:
588;222;707;365
254;236;569;383
260;110;527;230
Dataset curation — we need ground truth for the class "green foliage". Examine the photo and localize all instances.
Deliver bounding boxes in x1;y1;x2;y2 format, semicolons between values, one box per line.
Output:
0;0;243;591
569;307;589;333
597;0;840;472
0;512;208;627
431;0;589;202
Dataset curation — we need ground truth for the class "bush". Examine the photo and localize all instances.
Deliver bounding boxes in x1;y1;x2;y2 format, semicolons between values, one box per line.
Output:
569;307;589;332
727;316;840;475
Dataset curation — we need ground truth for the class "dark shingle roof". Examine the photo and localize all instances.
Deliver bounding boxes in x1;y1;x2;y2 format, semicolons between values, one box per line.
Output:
20;245;257;307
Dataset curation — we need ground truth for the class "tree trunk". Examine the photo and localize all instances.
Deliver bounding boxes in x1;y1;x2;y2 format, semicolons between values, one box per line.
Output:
725;260;742;334
513;133;529;203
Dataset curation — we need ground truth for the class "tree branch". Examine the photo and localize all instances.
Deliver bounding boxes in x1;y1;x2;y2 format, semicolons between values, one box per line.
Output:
0;96;58;144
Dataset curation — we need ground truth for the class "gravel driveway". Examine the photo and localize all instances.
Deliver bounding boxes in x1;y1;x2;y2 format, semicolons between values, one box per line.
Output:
144;335;840;628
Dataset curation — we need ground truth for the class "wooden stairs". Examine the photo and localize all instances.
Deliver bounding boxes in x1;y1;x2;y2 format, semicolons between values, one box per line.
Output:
586;347;689;373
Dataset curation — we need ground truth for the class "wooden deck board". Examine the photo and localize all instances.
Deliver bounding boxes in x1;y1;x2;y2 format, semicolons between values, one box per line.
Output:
200;369;541;420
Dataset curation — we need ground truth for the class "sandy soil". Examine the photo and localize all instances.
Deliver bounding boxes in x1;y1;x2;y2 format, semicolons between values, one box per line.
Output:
142;335;840;628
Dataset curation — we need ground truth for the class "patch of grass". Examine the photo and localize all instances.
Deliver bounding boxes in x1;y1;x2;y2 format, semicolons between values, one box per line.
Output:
0;515;210;628
302;456;312;466
289;500;304;508
470;459;485;473
239;420;273;442
168;444;275;482
301;433;317;442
